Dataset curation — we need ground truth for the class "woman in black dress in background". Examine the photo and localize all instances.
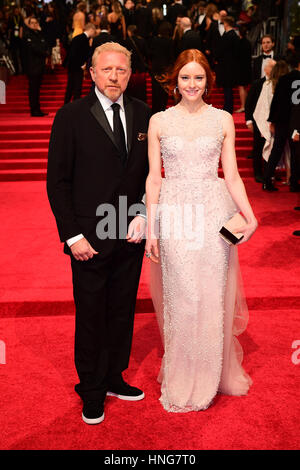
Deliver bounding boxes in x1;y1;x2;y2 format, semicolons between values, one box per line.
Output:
236;25;252;113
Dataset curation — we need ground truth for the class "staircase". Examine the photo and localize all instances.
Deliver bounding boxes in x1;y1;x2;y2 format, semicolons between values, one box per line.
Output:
0;67;253;182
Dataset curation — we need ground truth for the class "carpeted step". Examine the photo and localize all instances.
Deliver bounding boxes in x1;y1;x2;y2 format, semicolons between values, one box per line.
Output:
0;168;47;181
0;148;48;159
0;139;50;149
0;159;47;170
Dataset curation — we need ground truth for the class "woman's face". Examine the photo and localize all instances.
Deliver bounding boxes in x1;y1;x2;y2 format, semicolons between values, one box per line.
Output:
177;61;207;102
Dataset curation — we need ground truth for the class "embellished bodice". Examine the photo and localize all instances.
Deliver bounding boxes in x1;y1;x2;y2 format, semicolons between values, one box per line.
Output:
158;105;225;181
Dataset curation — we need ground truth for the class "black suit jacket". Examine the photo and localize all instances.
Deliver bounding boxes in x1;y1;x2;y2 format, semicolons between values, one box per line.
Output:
245;77;266;122
268;69;300;124
167;3;187;26
204;20;221;57
215;29;239;87
92;32;117;54
65;33;90;71
47;91;151;255
178;29;202;54
252;53;280;82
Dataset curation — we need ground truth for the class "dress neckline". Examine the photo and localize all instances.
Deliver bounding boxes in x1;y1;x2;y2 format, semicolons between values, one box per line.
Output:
172;103;212;118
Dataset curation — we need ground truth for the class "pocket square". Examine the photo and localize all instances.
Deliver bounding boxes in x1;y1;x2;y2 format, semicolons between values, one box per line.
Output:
137;132;147;141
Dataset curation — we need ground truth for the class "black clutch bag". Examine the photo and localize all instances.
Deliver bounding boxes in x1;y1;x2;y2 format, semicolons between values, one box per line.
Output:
219;213;246;245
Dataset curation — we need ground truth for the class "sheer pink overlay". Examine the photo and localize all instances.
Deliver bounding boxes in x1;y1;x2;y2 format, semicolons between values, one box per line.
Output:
150;105;252;413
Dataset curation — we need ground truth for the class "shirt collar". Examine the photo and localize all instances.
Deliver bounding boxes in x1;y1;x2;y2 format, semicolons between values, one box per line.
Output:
94;87;124;113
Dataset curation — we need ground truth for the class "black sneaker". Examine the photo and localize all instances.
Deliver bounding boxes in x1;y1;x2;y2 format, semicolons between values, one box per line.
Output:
107;379;145;401
82;401;104;425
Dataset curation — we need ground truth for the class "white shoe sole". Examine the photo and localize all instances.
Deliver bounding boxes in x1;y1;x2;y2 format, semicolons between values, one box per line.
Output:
82;412;104;425
107;391;145;401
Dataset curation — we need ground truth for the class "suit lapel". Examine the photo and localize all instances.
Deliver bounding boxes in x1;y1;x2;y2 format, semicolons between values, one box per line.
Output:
90;96;119;151
90;93;134;157
124;94;134;156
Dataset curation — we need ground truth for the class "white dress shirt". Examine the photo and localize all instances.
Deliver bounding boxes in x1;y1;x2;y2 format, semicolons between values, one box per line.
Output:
66;88;128;247
198;14;206;25
261;50;274;78
218;21;225;36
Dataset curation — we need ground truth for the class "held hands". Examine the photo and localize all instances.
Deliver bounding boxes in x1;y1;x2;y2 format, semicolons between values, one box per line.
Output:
126;215;146;244
233;218;258;244
70;237;99;261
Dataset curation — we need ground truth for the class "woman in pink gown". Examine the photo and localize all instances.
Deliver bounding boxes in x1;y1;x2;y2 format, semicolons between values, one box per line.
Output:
145;49;258;413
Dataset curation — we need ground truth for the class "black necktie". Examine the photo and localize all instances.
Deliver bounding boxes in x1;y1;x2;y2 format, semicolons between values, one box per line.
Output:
263;54;271;59
111;103;127;166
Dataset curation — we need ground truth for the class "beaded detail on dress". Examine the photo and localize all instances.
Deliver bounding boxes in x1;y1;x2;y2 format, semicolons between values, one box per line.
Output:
150;105;252;413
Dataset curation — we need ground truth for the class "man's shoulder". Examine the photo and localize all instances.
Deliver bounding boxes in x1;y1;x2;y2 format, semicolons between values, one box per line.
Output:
55;94;94;120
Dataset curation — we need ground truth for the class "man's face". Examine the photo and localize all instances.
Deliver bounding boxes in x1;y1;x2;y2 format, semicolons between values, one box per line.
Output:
262;37;274;53
29;18;39;31
90;51;131;102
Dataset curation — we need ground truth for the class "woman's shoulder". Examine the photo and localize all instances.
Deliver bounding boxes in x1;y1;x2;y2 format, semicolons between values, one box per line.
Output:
151;107;173;122
210;106;232;120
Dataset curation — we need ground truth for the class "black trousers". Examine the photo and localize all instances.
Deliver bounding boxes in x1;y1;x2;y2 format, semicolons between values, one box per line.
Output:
64;69;84;104
290;140;300;186
252;121;265;178
28;73;43;114
223;87;234;114
71;240;145;402
264;122;295;184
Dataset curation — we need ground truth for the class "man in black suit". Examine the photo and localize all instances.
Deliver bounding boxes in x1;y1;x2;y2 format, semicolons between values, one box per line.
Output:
178;17;202;54
291;100;300;236
215;16;239;114
264;52;300;191
252;35;276;81
245;59;276;182
64;23;96;104
23;17;49;117
167;0;187;27
91;18;116;55
47;42;151;424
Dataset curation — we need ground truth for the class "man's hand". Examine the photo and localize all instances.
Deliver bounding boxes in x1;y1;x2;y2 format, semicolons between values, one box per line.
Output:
126;216;146;244
70;237;99;261
246;122;254;132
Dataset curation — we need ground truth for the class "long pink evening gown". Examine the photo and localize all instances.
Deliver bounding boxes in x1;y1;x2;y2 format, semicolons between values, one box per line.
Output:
151;104;252;413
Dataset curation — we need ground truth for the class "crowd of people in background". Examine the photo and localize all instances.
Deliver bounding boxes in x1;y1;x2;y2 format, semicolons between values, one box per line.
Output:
0;0;299;201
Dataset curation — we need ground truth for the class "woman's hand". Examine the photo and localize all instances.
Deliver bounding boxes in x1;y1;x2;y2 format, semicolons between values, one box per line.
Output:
145;238;159;263
234;218;258;244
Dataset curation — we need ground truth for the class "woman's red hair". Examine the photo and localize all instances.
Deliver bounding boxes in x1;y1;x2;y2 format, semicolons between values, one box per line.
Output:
158;49;214;102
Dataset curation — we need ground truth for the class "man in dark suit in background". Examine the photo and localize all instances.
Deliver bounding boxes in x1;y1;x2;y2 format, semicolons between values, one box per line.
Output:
91;18;116;55
291;99;300;236
47;43;151;425
245;59;276;183
64;22;96;104
252;34;276;81
215;16;239;114
167;0;187;27
178;17;202;54
23;17;49;117
264;52;300;191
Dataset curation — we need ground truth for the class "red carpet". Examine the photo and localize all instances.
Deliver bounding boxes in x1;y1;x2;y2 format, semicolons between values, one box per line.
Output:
0;68;299;450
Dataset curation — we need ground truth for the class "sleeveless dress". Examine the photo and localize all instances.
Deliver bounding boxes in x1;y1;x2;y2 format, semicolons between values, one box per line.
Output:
150;104;252;413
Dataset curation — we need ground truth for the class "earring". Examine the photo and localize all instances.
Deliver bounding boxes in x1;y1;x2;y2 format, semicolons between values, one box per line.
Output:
173;86;178;94
205;87;208;95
